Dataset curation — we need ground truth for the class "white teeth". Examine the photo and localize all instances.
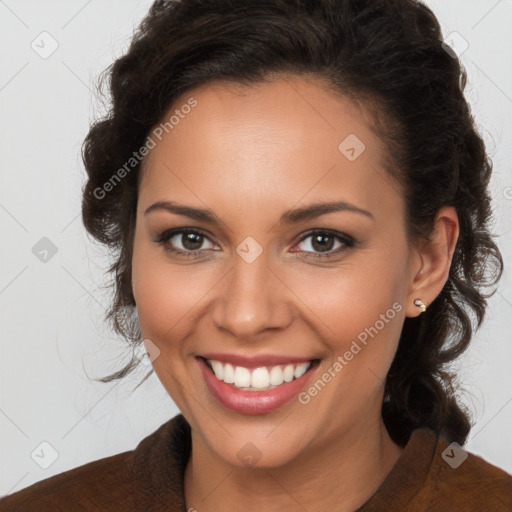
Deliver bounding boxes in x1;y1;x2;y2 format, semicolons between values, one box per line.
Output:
294;362;309;379
206;359;313;390
223;363;235;384
234;366;251;388
211;360;224;380
269;366;284;386
283;364;294;382
251;367;270;389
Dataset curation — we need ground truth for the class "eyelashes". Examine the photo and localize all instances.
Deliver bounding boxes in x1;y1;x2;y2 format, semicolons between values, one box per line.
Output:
154;228;216;259
292;230;355;257
153;227;356;261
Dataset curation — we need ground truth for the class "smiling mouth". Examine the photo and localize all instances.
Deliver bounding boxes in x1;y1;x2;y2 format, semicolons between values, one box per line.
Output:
199;356;320;392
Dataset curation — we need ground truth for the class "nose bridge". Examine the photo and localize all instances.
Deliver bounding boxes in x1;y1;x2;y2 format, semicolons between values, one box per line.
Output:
211;247;291;340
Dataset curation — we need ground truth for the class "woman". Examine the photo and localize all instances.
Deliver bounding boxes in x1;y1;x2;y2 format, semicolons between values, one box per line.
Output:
1;0;511;510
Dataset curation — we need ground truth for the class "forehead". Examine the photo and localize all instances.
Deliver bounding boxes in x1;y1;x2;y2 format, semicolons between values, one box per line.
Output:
138;76;403;225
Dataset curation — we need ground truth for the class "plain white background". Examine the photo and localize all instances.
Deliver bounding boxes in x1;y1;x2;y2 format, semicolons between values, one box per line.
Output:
1;0;511;496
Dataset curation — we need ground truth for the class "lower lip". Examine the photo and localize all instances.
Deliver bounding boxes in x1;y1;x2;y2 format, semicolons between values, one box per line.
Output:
197;357;317;415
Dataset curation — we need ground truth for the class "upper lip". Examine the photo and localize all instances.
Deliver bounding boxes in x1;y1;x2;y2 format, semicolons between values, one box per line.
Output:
198;352;317;369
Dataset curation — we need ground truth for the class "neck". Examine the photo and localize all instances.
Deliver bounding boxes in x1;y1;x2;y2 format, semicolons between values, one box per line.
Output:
184;415;403;512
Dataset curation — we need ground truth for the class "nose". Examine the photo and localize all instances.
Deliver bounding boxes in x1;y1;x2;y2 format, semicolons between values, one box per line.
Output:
211;251;293;341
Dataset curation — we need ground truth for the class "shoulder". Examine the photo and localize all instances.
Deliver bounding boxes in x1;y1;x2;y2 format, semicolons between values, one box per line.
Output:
0;450;138;511
359;428;512;512
413;430;512;511
0;414;190;511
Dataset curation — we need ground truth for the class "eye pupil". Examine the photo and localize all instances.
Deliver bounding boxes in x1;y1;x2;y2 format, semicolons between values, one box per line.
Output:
312;234;334;252
183;232;203;250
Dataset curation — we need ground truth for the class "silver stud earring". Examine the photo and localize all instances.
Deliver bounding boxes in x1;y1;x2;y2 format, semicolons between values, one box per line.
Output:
414;299;427;313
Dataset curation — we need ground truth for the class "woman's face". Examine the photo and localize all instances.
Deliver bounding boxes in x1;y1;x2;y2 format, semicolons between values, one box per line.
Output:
132;76;420;468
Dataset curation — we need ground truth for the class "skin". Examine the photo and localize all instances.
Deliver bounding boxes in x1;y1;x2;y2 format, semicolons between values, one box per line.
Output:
131;75;459;512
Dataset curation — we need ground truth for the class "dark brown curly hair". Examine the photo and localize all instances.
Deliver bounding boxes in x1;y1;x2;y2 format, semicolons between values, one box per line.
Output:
81;0;504;446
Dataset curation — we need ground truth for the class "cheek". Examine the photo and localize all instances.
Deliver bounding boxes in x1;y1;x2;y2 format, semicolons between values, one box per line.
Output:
131;241;218;344
283;254;406;383
132;238;178;340
284;259;403;336
133;269;188;340
131;243;209;410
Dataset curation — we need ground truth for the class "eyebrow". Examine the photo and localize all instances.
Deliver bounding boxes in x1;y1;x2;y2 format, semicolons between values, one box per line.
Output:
144;200;374;224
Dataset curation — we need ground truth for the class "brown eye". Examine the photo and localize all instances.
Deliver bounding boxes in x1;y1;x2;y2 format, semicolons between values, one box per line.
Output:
294;230;355;258
180;232;204;251
154;228;216;257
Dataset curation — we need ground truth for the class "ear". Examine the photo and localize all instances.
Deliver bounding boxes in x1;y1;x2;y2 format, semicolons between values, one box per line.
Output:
405;206;459;318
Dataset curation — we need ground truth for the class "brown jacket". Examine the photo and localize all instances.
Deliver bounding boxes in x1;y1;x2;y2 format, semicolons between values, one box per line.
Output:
1;414;511;511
